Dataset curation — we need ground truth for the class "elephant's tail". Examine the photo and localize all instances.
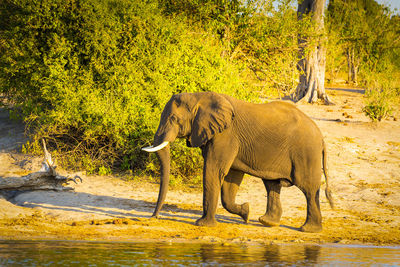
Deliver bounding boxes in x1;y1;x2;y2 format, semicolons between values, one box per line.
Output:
323;141;335;209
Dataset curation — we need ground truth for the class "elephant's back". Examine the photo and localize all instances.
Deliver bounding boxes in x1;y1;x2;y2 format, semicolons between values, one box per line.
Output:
264;101;321;132
247;100;323;146
227;97;323;141
267;101;324;155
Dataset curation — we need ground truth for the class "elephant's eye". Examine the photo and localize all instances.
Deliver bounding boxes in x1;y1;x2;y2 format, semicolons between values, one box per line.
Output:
170;115;177;123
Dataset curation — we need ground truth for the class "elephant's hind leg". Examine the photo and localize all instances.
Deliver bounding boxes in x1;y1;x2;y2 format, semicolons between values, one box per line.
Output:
259;180;282;227
295;155;323;232
300;189;322;233
221;169;249;223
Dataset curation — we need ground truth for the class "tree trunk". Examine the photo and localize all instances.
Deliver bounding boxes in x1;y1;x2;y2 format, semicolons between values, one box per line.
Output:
0;171;79;191
0;139;82;191
346;47;359;85
346;48;352;83
296;0;333;105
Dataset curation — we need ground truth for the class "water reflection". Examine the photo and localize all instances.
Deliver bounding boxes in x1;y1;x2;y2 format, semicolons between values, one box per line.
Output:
0;240;399;266
197;243;322;265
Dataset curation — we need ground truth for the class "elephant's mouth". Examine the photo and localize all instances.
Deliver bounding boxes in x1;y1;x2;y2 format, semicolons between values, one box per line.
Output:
142;141;169;152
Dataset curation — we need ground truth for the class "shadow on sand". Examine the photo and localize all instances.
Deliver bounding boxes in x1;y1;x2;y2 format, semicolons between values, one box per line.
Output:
5;190;298;230
326;87;365;94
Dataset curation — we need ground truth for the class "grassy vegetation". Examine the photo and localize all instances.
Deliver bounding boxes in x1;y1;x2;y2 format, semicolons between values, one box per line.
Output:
0;0;259;181
326;0;400;120
1;0;399;184
362;72;400;121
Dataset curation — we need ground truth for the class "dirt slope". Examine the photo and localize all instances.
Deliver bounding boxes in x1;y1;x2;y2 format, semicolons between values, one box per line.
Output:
1;88;399;245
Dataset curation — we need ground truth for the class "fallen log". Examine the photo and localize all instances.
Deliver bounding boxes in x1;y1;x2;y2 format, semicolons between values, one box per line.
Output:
0;139;82;191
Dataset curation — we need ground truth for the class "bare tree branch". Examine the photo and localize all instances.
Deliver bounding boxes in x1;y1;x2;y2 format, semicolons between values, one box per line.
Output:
0;139;82;191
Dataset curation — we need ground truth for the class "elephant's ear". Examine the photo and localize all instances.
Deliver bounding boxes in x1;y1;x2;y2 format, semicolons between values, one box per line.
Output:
189;93;234;147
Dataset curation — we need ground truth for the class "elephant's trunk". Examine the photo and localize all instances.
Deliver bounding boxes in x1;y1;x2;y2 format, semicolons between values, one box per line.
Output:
152;144;170;218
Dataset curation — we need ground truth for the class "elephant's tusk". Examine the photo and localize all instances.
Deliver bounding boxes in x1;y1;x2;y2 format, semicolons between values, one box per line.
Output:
142;141;169;152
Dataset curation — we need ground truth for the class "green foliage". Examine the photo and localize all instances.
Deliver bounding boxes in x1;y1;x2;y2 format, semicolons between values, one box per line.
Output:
0;0;313;185
363;102;390;122
169;139;203;186
327;0;400;84
327;0;400;120
159;0;312;97
231;1;310;96
145;139;203;187
0;0;255;183
362;72;399;121
98;166;112;176
3;0;399;184
21;140;42;156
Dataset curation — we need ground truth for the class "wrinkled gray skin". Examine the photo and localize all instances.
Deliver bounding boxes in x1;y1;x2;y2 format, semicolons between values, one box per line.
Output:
146;92;334;233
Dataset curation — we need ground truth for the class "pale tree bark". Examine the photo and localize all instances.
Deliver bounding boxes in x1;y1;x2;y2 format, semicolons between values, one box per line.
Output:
0;139;82;191
296;0;334;105
346;47;359;85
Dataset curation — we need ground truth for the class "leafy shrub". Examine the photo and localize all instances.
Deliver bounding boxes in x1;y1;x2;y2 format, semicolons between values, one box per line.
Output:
0;0;256;183
326;0;400;87
362;73;399;121
145;139;203;187
98;166;112;176
159;0;312;97
363;102;390;122
363;90;396;122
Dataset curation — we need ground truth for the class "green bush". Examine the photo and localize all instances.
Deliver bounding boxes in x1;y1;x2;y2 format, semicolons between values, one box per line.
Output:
362;73;399;121
326;0;400;86
145;139;203;187
0;0;256;183
160;0;312;97
363;103;390;122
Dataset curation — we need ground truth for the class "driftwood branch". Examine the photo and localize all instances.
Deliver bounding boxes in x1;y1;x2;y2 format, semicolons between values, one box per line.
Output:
0;139;82;191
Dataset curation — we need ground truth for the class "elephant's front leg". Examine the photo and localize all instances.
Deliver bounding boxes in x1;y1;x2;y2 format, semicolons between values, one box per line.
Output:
195;141;236;227
195;164;221;226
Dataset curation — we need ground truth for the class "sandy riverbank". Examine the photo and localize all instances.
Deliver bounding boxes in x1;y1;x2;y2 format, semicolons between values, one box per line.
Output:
1;88;399;246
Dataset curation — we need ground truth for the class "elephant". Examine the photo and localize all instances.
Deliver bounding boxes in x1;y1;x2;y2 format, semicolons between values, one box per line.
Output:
142;91;334;232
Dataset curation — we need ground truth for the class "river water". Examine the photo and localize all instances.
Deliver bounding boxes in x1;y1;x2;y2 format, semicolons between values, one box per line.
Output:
0;240;399;266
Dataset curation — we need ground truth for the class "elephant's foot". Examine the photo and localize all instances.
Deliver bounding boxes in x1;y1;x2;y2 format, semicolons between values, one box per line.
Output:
195;217;217;227
239;202;250;223
300;222;322;233
258;214;280;227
